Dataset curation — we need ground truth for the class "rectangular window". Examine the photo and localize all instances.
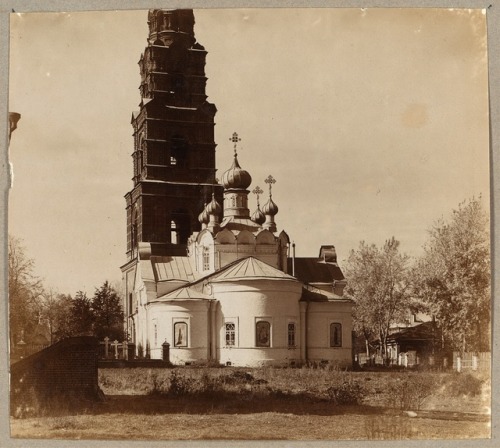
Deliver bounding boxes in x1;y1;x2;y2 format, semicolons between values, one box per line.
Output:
225;323;235;346
330;323;342;347
203;246;210;271
288;323;296;347
256;321;271;347
174;321;188;347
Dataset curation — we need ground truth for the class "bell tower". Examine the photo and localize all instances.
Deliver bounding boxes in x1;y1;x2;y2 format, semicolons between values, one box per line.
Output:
125;9;223;259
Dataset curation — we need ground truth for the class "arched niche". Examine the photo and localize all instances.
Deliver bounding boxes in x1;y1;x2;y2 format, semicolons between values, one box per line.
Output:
196;229;215;245
214;228;236;244
236;230;255;245
256;229;276;245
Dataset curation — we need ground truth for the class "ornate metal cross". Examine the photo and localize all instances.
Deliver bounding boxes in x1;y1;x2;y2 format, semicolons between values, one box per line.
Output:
252;186;264;204
265;175;276;195
229;132;241;154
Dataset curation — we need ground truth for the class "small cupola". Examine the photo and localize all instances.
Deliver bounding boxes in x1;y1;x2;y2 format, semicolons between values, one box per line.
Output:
206;193;222;233
221;132;252;190
198;202;209;229
262;175;278;232
251;185;266;226
221;132;252;220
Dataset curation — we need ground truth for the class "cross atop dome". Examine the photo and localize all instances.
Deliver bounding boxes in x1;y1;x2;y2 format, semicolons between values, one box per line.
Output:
229;132;241;155
252;186;264;204
265;175;276;196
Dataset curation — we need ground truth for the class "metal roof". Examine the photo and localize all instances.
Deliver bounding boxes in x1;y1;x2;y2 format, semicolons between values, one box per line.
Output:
210;256;297;282
153;256;195;282
288;258;345;284
155;286;212;302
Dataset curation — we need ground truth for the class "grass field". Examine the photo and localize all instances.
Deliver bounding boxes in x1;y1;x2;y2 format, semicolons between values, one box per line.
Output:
10;366;491;441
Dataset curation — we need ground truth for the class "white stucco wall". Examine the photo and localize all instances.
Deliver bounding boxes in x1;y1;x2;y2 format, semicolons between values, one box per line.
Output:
306;301;353;367
147;300;211;364
212;279;302;367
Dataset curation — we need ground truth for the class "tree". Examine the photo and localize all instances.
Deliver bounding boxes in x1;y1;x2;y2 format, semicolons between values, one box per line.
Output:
344;237;411;360
413;197;490;353
68;291;94;336
39;291;74;343
8;235;44;349
91;281;124;341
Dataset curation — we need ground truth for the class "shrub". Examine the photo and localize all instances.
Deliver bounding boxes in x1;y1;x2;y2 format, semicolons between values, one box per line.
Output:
167;370;191;396
387;373;436;410
445;373;484;397
327;379;365;405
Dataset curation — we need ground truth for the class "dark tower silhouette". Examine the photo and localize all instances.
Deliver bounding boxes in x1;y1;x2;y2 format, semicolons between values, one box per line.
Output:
125;9;223;259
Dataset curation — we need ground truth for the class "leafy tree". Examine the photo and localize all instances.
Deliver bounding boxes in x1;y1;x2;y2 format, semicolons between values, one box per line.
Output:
413;197;490;353
91;281;124;341
344;237;411;360
8;235;43;350
69;291;94;336
39;291;74;343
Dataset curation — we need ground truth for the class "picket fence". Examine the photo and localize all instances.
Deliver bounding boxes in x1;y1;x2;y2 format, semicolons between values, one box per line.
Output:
453;352;490;372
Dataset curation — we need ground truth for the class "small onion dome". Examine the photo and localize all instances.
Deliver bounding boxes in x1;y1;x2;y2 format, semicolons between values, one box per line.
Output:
251;205;266;225
206;194;222;215
262;197;279;216
198;205;209;224
221;153;252;190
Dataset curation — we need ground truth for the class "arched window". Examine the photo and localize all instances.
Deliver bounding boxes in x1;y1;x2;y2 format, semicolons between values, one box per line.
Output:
256;321;271;347
225;323;235;346
174;322;188;347
288;323;296;347
330;323;342;347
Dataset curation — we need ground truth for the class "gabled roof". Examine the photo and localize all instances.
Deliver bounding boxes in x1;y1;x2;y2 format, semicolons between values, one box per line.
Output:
288;258;345;284
152;256;195;282
154;286;213;302
388;321;437;342
209;256;297;283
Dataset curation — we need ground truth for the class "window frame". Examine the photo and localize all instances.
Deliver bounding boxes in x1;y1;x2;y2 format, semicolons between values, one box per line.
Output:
256;320;271;348
225;322;236;347
202;246;210;271
287;322;297;348
173;321;188;348
329;322;342;348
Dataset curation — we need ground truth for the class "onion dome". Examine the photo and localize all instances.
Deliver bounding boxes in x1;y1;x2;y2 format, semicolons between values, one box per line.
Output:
262;196;278;216
221;153;252;190
198;204;209;225
251;205;266;225
206;194;222;215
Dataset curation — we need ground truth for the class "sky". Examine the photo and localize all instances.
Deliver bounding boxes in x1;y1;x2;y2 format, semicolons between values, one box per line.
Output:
8;8;490;296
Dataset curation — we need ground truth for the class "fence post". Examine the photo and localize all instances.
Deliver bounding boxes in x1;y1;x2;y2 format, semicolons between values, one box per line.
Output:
162;341;170;363
128;343;135;360
123;340;128;360
113;340;119;359
456;356;462;373
104;337;110;359
472;355;478;371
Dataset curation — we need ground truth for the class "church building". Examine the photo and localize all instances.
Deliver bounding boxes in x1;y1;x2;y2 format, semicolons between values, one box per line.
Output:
120;9;353;367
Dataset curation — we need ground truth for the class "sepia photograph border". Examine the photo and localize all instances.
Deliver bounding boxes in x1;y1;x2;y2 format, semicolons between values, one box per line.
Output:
1;0;499;447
